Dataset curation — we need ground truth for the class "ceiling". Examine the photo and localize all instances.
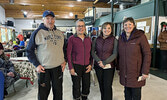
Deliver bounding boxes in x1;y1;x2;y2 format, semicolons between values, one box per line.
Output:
0;0;120;20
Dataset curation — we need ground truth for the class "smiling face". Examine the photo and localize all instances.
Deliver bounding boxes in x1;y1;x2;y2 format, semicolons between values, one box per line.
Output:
43;15;55;29
123;21;135;34
76;21;86;35
102;24;112;38
9;40;13;45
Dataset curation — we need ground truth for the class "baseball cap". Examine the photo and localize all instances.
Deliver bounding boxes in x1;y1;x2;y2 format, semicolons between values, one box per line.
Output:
43;10;55;17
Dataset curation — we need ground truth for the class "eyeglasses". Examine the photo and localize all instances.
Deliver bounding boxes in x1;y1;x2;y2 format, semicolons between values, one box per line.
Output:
76;25;85;28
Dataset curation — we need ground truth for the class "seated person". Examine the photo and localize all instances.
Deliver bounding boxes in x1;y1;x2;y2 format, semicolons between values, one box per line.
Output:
0;42;19;96
13;38;21;51
13;39;23;57
4;39;14;52
16;39;29;57
15;38;20;46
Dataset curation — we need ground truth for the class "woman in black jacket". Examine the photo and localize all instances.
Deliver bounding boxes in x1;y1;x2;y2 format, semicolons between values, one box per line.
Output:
91;22;118;100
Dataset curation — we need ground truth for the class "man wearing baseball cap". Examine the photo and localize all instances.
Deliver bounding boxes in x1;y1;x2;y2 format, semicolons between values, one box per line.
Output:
27;10;66;100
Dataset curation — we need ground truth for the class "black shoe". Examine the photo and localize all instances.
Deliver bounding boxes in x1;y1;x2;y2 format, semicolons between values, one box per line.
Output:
82;96;88;100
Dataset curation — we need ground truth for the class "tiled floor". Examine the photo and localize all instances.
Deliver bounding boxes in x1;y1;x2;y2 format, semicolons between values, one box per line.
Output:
4;68;167;100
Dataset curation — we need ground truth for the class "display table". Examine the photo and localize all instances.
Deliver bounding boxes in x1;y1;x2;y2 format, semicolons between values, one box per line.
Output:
4;51;17;58
10;57;37;85
10;57;28;61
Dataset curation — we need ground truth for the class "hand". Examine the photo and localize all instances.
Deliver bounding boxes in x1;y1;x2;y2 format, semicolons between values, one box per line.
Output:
61;61;66;72
70;69;77;76
36;65;45;73
7;72;15;77
85;65;92;73
141;74;149;81
98;61;105;68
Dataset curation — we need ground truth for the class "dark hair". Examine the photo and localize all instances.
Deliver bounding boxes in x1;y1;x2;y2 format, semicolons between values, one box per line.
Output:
9;39;13;42
16;38;20;45
123;17;136;26
0;42;4;50
100;22;113;36
160;22;167;32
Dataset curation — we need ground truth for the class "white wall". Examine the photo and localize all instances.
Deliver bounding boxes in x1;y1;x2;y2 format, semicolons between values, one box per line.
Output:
85;9;93;17
15;19;76;33
55;20;76;26
0;6;6;25
15;19;41;33
96;8;111;14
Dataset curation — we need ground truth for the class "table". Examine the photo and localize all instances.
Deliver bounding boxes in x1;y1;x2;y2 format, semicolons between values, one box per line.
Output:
10;57;28;61
10;57;37;86
4;52;17;58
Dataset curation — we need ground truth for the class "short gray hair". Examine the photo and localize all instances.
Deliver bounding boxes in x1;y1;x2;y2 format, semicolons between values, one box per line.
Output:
75;19;85;26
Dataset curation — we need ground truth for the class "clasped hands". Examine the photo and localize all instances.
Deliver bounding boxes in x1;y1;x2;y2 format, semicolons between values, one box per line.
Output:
70;65;92;76
98;61;105;68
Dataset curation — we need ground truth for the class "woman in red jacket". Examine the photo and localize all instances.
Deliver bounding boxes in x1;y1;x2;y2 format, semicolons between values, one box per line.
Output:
67;19;92;100
91;22;118;100
118;17;151;100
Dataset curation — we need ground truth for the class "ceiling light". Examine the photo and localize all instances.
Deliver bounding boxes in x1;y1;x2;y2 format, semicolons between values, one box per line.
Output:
69;5;74;7
9;0;14;4
64;16;69;18
23;11;27;18
42;5;44;7
77;0;82;2
21;10;28;18
23;11;28;15
69;12;73;17
20;3;29;6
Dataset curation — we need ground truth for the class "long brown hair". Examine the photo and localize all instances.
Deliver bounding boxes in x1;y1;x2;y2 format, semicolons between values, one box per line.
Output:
100;22;113;36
